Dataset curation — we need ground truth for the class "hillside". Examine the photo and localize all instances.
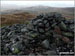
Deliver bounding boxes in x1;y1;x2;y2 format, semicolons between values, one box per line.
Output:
1;6;74;26
23;6;74;18
1;12;35;26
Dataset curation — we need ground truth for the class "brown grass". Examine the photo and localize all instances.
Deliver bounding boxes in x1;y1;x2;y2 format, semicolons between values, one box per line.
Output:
0;12;35;26
0;12;73;27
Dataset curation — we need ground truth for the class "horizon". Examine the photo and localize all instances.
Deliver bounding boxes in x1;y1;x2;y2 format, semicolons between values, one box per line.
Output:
1;1;74;11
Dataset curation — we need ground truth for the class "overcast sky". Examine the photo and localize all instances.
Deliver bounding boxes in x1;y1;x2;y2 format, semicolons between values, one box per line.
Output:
1;1;74;7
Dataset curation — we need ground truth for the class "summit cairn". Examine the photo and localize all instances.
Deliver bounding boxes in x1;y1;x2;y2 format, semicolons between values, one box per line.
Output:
1;12;74;55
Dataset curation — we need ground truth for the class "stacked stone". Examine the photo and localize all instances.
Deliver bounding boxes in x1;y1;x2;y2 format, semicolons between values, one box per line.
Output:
1;12;74;55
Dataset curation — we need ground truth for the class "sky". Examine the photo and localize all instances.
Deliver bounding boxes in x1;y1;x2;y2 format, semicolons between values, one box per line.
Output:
1;1;74;7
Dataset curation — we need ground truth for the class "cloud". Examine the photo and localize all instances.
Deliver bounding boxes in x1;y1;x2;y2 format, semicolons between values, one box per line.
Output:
1;1;74;7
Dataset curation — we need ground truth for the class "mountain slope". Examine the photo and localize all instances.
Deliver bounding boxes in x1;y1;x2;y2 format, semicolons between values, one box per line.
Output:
1;6;74;26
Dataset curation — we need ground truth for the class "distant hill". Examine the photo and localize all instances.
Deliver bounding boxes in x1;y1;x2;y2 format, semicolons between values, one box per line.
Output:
1;6;74;18
23;6;74;18
1;6;74;14
1;6;74;26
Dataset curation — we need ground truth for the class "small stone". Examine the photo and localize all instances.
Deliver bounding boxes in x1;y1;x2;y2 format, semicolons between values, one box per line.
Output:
41;39;50;49
21;28;28;33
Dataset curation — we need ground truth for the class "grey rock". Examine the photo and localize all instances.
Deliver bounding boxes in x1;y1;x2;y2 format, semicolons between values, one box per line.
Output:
41;39;50;49
21;28;28;33
44;50;56;55
7;31;13;37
